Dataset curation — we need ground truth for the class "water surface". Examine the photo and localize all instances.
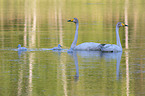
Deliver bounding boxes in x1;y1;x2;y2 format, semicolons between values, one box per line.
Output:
0;0;145;96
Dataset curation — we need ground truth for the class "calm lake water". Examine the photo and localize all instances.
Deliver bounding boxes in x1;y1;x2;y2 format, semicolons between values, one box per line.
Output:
0;0;145;96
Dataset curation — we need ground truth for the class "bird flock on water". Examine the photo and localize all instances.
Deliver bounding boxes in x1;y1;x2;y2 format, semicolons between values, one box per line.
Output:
17;18;128;53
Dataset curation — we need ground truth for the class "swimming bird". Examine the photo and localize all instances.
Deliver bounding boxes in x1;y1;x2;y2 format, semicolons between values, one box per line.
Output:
67;18;101;52
52;44;62;50
17;44;27;51
100;22;128;52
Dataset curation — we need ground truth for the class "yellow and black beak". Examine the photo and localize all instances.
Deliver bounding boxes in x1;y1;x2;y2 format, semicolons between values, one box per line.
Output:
121;23;128;27
125;24;128;26
67;19;74;22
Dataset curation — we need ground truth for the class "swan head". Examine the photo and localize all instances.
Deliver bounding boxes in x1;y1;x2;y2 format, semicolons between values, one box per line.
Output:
67;18;78;23
17;44;21;48
58;44;62;48
117;22;128;27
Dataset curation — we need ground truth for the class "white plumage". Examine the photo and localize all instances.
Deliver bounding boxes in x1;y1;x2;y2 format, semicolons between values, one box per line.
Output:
17;44;27;51
52;44;62;50
74;42;101;51
67;18;128;52
100;44;122;52
101;22;128;52
67;18;101;52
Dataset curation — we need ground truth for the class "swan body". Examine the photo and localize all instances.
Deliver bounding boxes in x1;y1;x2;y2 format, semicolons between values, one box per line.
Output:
67;18;101;52
101;22;128;52
52;44;62;50
74;42;101;51
17;44;27;51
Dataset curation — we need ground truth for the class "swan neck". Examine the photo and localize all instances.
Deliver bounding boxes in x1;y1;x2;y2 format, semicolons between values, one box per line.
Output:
116;26;122;48
70;22;79;49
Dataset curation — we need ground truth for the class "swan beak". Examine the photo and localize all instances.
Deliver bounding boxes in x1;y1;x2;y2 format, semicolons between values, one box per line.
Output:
67;19;74;22
125;25;128;26
121;23;128;27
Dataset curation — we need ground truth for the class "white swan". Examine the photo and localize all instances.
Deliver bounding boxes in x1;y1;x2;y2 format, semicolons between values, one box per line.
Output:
67;18;101;52
100;22;128;52
17;44;27;51
51;44;62;50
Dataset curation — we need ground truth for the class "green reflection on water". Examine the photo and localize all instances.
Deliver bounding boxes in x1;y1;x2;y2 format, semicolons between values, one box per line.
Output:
0;0;145;96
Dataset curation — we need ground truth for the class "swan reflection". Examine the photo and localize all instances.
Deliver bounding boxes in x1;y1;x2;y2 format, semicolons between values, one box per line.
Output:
68;51;79;82
70;51;122;80
18;50;27;58
101;52;122;80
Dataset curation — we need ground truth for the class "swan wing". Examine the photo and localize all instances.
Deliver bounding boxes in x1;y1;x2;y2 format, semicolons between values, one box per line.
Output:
18;47;27;51
101;44;122;52
52;47;61;50
74;42;101;51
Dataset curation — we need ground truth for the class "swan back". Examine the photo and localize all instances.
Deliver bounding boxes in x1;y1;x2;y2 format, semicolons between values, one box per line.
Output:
74;42;101;51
